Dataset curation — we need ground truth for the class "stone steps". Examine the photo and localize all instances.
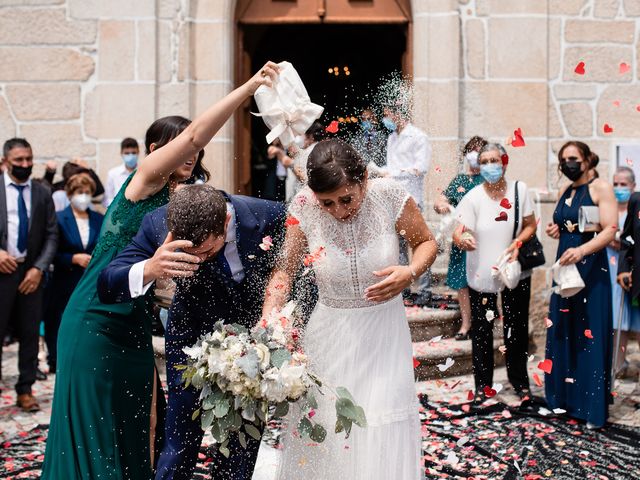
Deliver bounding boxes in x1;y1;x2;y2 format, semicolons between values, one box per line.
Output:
413;336;505;381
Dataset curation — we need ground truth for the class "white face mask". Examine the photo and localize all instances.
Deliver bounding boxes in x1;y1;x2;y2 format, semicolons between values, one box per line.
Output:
465;151;479;168
71;193;91;211
294;135;306;149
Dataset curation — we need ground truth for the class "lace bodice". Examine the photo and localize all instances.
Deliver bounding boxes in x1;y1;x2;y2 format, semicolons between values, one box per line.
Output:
289;178;410;308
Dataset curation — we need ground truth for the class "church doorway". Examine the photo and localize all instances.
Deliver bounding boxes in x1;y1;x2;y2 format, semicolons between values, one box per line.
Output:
234;1;411;197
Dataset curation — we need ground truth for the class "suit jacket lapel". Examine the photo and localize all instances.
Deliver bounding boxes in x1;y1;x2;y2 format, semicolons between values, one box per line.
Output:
28;181;38;230
228;195;262;268
62;207;83;251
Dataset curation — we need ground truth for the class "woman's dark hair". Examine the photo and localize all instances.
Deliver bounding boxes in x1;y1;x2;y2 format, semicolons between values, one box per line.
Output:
306;121;326;143
558;141;599;178
144;115;210;182
462;136;487;155
307;139;367;193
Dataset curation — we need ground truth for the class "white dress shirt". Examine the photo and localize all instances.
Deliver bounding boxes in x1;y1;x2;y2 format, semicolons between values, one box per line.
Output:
76;216;90;249
382;123;431;207
3;173;31;258
104;164;133;207
128;202;245;298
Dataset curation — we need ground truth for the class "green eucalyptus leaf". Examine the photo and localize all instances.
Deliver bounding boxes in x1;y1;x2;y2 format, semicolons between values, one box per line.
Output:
309;424;327;443
274;401;289;418
191;408;201;421
201;408;215;430
214;398;231;418
238;431;247;449
245;423;262;441
298;417;313;438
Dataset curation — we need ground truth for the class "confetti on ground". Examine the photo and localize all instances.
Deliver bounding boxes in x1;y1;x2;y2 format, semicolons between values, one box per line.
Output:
574;61;586;75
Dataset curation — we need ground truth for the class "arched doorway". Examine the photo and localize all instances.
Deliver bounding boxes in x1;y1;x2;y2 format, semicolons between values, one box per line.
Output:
234;0;412;196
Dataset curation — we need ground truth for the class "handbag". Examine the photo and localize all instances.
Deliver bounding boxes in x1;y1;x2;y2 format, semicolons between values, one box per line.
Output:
578;205;602;233
513;181;546;270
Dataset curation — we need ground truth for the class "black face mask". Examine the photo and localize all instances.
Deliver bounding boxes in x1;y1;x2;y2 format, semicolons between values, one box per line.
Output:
10;164;32;182
560;161;583;182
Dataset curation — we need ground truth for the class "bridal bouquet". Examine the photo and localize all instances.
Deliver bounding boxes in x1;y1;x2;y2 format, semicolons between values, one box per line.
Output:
178;302;366;456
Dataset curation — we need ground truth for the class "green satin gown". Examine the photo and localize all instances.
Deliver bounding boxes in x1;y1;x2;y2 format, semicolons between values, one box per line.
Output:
42;175;169;480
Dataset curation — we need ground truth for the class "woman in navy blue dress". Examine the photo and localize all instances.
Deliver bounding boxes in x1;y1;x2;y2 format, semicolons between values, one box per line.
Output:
544;141;617;428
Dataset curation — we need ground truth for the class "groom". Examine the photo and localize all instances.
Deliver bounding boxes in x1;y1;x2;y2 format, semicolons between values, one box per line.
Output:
97;184;285;480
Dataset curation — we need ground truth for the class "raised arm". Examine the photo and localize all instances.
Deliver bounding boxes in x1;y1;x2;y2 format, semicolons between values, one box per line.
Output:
261;222;307;318
127;61;280;201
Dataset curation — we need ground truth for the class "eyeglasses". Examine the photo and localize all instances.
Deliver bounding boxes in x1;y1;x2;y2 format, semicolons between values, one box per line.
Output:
560;156;581;163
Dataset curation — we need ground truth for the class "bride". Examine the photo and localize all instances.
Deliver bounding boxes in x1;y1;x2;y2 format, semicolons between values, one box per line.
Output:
261;139;437;479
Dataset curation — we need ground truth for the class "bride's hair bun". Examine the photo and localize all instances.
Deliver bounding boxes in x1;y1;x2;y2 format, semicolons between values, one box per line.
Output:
307;139;366;193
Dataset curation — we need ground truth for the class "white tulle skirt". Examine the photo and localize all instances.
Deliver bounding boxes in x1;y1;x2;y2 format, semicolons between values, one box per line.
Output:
276;296;423;480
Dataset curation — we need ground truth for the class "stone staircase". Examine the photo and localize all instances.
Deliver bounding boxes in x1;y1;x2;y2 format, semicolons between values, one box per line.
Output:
408;218;504;381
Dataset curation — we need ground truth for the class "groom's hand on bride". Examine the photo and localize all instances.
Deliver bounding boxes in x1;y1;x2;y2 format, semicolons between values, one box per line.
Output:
144;232;202;282
364;266;413;302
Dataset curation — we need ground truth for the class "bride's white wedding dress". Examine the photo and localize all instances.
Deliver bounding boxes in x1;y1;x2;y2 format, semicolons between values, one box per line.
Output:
276;178;423;480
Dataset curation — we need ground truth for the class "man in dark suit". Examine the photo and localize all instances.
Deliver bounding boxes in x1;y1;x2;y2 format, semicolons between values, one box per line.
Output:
618;191;640;297
98;184;285;480
0;138;58;411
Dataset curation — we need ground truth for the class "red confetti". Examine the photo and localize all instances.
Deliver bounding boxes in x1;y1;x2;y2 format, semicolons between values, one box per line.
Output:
483;386;497;398
284;216;300;227
500;198;512;209
626;158;633;166
613;100;621;107
461;404;471;413
574;61;586;75
510;128;526;147
603;123;613;134
495;212;508;222
303;246;325;266
325;120;339;134
559;308;570;313
413;357;421;369
538;359;553;374
467;390;474;401
501;153;509;165
619;62;631;74
533;373;543;387
584;329;593;339
637;105;640;112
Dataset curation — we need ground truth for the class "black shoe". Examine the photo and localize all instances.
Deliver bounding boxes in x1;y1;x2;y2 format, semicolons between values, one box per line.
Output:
454;331;470;341
48;364;56;375
472;390;487;406
35;368;47;381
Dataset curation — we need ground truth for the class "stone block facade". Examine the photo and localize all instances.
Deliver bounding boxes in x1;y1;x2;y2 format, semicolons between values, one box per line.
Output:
0;0;636;223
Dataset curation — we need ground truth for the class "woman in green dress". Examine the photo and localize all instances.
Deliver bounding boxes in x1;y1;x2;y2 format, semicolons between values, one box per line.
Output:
42;62;279;480
433;136;487;340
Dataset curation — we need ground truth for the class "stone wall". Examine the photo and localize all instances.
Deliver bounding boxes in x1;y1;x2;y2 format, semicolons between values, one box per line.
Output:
0;0;638;201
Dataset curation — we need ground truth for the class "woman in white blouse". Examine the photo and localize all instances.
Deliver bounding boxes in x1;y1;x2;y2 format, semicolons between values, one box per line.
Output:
452;143;537;404
44;173;104;373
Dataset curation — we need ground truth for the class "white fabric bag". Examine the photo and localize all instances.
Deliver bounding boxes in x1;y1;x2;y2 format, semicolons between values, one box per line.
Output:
253;61;324;147
492;251;522;290
550;260;585;298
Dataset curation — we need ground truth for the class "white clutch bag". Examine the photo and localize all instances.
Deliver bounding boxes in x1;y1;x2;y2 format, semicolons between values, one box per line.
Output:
253;61;324;147
578;206;601;233
551;261;585;298
492;251;522;290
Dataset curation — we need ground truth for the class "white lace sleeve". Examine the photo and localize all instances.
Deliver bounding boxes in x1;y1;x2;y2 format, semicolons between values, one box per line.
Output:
371;178;411;221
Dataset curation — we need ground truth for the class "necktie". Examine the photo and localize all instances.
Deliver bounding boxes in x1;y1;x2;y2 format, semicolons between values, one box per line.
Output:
11;184;28;253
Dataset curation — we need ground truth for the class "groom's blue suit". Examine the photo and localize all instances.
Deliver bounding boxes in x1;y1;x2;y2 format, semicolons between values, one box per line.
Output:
97;193;285;480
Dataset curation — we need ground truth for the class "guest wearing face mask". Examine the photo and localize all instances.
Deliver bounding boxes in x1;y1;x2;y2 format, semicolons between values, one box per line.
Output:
103;137;140;207
453;143;537;405
434;136;487;340
44;173;104;374
544;141;616;429
285;121;325;201
606;166;640;377
351;108;388;170
380;102;432;306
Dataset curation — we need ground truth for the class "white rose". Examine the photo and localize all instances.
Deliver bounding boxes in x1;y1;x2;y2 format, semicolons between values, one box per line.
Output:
254;344;271;369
